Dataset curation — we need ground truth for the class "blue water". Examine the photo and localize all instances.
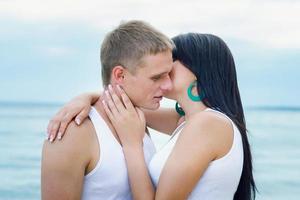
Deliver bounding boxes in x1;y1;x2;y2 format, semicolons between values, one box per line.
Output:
0;102;299;200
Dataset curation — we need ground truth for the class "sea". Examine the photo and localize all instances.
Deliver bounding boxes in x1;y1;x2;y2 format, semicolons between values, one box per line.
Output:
0;102;299;200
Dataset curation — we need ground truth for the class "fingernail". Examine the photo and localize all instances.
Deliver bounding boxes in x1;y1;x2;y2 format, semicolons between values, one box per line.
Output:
75;118;81;125
50;135;54;143
57;132;62;140
105;90;109;96
108;84;112;90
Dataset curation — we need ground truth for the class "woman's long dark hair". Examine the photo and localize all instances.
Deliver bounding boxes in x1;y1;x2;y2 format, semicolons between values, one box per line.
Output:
172;33;256;200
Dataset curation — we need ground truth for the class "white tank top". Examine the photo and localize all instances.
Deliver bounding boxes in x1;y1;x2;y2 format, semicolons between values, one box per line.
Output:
148;108;244;200
81;107;156;200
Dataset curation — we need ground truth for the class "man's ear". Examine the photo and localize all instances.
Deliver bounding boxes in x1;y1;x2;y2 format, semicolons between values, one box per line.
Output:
111;65;126;84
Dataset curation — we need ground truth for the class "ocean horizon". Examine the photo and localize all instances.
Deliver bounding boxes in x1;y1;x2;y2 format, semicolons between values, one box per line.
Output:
0;101;299;200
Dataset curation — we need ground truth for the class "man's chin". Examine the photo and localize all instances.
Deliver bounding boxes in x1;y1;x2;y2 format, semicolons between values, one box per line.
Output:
140;102;160;110
152;102;160;110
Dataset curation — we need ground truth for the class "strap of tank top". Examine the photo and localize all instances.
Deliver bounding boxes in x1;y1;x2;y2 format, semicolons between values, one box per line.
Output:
204;108;238;132
89;106;152;148
89;106;121;148
168;121;186;141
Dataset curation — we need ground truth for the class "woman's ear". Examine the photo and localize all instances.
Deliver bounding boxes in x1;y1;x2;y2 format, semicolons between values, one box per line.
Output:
111;65;126;84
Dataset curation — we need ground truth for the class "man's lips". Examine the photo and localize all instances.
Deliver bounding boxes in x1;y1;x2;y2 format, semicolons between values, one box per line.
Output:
154;96;163;100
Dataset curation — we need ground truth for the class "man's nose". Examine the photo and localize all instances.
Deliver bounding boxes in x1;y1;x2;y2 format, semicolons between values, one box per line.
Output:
160;76;173;92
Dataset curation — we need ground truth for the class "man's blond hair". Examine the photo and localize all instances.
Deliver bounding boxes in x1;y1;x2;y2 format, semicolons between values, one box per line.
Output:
101;20;174;85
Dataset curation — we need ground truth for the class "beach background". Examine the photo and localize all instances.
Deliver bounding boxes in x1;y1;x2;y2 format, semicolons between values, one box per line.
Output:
1;0;300;199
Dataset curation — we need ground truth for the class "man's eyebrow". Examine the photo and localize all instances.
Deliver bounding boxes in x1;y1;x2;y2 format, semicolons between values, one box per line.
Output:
150;71;168;78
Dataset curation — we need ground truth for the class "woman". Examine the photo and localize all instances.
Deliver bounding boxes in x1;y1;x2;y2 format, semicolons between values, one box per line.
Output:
47;33;256;199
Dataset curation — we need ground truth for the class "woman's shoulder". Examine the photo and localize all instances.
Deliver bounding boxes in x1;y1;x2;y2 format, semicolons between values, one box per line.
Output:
183;110;234;158
188;109;232;129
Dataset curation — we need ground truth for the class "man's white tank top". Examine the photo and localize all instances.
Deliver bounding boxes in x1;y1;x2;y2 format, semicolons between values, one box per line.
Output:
148;108;244;200
81;107;156;200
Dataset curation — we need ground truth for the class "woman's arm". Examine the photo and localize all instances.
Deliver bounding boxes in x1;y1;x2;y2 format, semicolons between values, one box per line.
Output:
103;85;233;199
102;85;155;200
142;108;181;135
122;145;155;200
155;116;215;199
47;91;180;141
47;92;100;141
155;112;233;199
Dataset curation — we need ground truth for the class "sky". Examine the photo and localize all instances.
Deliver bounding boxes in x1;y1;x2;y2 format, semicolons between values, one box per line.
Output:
0;0;300;107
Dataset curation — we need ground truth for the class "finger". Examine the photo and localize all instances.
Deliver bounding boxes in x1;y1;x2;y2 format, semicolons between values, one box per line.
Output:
46;123;51;139
102;100;115;123
108;84;126;112
49;108;75;141
47;110;62;137
75;107;91;126
104;90;119;117
47;108;67;139
48;118;61;143
116;85;135;110
57;113;73;140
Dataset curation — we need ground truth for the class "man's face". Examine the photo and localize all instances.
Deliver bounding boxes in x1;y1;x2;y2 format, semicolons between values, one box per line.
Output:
122;50;173;110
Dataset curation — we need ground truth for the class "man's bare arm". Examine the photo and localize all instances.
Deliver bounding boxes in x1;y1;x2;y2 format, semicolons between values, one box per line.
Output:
143;108;181;135
41;121;93;200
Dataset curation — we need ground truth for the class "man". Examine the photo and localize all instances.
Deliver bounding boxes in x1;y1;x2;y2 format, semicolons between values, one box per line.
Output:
41;20;174;200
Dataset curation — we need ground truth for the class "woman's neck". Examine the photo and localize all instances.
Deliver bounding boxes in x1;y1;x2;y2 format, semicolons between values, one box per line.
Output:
176;95;208;120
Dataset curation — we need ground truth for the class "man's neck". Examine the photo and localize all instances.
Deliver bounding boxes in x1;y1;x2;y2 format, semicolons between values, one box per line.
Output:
93;92;112;125
92;93;123;144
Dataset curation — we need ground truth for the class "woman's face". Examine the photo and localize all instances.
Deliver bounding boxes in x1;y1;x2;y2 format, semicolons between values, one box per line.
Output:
164;60;196;100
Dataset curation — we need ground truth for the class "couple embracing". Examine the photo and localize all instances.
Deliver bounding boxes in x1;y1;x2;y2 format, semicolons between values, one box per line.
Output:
42;20;256;200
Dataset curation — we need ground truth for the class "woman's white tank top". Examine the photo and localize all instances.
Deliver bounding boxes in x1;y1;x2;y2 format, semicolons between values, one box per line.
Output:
148;108;244;200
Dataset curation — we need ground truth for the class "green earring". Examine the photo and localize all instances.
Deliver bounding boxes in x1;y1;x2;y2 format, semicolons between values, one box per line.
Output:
175;102;185;116
187;81;205;102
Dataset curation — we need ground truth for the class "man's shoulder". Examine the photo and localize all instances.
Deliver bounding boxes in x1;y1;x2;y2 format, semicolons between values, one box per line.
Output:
65;118;95;140
56;118;94;146
42;118;96;163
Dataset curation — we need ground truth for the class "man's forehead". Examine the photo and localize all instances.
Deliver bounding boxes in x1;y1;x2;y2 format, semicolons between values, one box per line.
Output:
137;52;173;73
137;61;173;76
